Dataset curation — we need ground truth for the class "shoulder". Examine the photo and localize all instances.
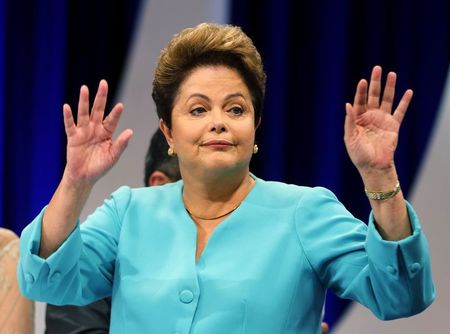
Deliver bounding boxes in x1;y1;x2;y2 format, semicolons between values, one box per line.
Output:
107;181;182;212
0;228;18;240
250;176;338;208
0;228;19;250
129;180;182;204
0;228;20;268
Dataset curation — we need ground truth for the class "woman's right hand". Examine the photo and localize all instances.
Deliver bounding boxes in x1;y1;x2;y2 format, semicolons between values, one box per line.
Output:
63;80;133;186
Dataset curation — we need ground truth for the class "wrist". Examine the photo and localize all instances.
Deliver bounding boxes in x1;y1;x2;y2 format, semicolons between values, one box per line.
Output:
359;166;399;191
365;181;401;201
61;169;95;195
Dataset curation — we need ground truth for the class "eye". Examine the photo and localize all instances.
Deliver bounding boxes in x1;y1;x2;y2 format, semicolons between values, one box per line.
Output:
228;106;244;116
190;107;206;116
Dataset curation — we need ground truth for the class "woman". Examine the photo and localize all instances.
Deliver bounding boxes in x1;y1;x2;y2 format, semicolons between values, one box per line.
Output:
18;23;434;333
0;228;34;333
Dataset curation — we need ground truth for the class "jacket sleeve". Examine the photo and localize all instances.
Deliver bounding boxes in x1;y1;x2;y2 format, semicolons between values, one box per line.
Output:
17;186;132;306
294;187;435;320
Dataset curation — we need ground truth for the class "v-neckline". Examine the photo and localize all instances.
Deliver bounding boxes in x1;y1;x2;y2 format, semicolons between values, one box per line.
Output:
177;174;259;264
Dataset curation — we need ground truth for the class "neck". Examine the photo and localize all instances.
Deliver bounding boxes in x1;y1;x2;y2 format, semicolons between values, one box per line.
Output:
181;168;254;220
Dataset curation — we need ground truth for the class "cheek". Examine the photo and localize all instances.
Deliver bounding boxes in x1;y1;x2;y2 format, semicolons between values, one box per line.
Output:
235;129;256;156
237;124;256;144
172;124;202;150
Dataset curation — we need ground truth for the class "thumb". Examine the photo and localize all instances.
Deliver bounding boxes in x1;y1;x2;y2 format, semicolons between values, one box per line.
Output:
111;129;133;160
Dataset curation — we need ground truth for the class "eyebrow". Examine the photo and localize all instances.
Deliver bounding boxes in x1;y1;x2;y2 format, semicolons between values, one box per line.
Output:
186;92;246;104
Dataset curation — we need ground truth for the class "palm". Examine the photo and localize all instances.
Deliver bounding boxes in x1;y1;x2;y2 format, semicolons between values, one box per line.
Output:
63;81;133;184
344;66;412;172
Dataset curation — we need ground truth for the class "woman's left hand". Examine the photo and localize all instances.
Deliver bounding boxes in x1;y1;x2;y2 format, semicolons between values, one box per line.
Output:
344;65;413;175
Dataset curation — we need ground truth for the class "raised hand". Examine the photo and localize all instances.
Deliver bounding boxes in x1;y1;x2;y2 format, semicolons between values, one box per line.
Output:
344;66;413;174
38;81;133;258
63;80;133;185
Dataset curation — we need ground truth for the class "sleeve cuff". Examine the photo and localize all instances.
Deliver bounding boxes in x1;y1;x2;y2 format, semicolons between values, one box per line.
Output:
20;206;82;284
366;200;427;279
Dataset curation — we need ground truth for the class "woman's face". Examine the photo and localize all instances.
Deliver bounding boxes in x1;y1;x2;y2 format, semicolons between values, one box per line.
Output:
161;65;257;177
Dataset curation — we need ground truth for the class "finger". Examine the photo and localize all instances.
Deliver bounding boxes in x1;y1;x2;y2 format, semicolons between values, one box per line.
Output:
344;103;356;139
91;80;108;124
367;65;382;108
393;89;413;124
63;104;77;137
111;129;133;160
103;103;124;135
77;85;90;126
353;79;368;116
380;72;397;113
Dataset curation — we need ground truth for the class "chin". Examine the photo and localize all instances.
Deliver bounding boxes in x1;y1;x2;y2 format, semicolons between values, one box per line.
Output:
203;159;249;174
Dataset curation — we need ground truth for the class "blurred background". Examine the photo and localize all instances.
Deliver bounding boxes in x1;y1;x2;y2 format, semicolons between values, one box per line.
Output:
1;0;449;332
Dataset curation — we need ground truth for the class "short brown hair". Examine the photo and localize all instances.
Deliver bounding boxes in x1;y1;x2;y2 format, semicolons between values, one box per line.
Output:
152;23;266;128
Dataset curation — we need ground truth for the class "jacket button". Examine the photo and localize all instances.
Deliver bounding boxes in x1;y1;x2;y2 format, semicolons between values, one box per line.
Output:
24;273;35;284
386;266;397;275
50;271;61;283
410;262;422;273
179;290;194;304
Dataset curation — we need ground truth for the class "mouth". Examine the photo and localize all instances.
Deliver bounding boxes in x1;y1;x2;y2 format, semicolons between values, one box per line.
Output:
201;140;234;149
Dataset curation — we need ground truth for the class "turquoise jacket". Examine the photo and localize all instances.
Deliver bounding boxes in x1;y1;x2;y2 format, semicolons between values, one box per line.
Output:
18;177;435;333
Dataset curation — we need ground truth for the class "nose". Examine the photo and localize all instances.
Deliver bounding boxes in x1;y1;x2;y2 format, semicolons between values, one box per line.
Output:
210;109;227;133
211;122;226;133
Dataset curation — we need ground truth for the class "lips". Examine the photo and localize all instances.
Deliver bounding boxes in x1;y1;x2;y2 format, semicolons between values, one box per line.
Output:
201;139;234;149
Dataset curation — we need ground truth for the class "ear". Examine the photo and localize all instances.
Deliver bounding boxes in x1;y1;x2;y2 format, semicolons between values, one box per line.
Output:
148;170;173;186
159;119;174;147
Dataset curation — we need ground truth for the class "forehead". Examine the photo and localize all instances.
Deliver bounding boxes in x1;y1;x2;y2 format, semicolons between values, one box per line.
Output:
177;65;251;98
